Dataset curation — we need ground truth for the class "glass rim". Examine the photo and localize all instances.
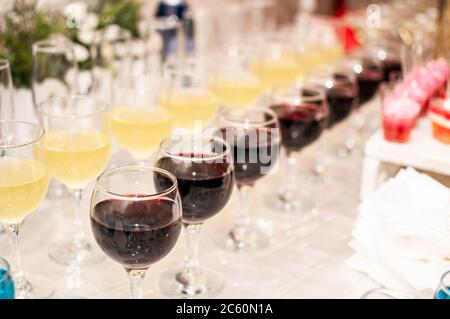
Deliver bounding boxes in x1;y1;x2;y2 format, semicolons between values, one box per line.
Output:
361;288;417;299
36;95;109;119
95;165;179;201
219;105;279;129
340;55;384;72
159;134;231;162
32;37;73;54
305;65;357;82
0;59;10;71
439;270;450;294
0;120;45;150
112;74;161;92
272;82;327;103
346;49;384;66
0;256;11;283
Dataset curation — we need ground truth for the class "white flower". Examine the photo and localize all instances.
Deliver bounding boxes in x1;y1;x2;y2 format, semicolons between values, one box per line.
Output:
78;29;96;45
104;25;122;41
81;13;99;31
64;2;87;21
73;43;89;62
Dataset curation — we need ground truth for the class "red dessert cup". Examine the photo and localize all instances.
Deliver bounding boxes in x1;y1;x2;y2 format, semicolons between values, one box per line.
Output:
429;98;450;144
381;83;420;143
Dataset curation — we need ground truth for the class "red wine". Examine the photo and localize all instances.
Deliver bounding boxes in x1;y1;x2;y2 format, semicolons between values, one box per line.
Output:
271;102;327;153
91;198;182;269
326;84;357;127
155;154;234;224
220;128;279;187
357;69;382;106
382;58;402;82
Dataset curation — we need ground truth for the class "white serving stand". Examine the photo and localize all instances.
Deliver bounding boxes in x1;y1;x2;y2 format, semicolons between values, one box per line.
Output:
360;117;450;199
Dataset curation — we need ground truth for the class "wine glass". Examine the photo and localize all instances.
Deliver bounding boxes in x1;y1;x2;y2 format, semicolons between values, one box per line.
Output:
0;256;14;299
90;166;182;299
110;74;171;165
31;36;78;108
0;59;15;121
161;63;219;133
215;106;280;252
361;288;417;299
305;66;359;158
338;51;383;155
341;52;383;107
0;120;53;298
31;36;78;199
434;271;450;299
250;34;302;90
209;51;264;107
155;135;234;298
0;59;15;236
36;96;111;266
267;83;328;213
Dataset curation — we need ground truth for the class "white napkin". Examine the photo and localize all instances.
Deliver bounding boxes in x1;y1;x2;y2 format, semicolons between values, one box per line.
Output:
348;167;450;291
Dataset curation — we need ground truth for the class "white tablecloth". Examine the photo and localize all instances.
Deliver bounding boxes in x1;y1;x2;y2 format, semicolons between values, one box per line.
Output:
0;98;430;299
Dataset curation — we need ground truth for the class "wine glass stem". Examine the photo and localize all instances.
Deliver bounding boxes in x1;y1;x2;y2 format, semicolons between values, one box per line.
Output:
280;152;298;199
5;223;28;291
184;224;202;273
234;185;253;233
126;268;148;299
72;189;85;244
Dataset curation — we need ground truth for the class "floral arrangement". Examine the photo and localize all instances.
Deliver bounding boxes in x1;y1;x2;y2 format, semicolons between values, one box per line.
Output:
0;0;143;88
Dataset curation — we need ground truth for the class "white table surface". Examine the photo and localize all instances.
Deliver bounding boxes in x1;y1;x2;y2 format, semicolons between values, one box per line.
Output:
365;117;450;176
0;98;432;299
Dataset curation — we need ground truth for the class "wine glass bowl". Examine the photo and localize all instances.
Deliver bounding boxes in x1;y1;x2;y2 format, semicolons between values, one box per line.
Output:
306;66;358;129
0;59;15;121
161;63;218;132
109;74;171;164
155;136;234;224
209;51;263;107
340;51;383;106
270;84;329;154
31;37;78;108
90;166;183;298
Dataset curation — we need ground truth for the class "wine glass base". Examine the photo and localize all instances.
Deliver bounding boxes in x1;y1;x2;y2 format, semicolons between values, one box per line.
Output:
264;193;300;213
49;238;105;266
214;225;270;253
159;267;224;299
15;274;54;299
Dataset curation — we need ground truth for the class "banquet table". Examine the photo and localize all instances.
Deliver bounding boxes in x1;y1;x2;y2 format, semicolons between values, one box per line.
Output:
0;98;435;299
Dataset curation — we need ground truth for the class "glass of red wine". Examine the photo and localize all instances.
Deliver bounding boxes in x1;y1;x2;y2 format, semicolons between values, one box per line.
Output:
341;52;383;107
155;135;234;298
214;106;280;252
267;84;329;213
305;66;359;158
338;51;383;155
90;166;183;299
